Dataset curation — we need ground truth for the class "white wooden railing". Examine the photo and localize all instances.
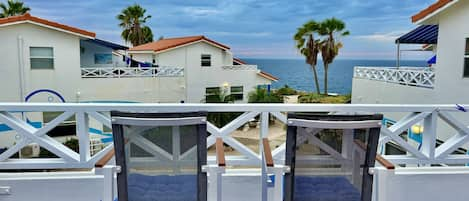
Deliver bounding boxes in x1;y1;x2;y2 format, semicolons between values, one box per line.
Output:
222;65;258;70
81;66;184;78
0;103;469;170
354;66;435;88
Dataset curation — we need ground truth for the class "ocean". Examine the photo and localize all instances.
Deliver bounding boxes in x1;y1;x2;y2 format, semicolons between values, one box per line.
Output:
243;58;428;94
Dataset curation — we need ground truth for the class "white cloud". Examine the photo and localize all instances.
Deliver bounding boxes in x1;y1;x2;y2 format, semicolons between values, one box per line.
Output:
354;31;406;42
182;7;221;17
205;31;272;37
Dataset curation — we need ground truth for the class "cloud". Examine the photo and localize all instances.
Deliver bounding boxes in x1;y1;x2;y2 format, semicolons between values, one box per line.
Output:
20;0;434;59
205;31;272;37
354;31;406;42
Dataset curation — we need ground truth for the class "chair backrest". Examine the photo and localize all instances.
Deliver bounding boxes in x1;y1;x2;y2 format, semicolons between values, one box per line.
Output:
111;111;207;201
284;113;382;201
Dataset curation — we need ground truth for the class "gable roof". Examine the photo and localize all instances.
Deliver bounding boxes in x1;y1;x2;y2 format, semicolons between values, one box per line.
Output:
258;71;279;81
233;58;247;65
0;13;95;38
129;35;230;52
412;0;457;23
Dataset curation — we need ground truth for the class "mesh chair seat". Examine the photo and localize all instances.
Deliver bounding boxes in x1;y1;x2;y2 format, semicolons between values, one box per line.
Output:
128;174;197;201
111;112;207;201
294;176;361;201
284;113;383;201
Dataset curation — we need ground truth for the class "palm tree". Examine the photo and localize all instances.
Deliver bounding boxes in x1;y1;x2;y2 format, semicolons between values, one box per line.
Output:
318;18;349;95
0;0;30;18
117;4;153;46
294;20;321;94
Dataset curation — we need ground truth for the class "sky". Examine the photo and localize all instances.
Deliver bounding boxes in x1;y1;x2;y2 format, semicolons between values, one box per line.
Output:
22;0;437;60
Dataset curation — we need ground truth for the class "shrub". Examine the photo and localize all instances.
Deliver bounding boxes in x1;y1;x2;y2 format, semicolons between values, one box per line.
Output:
298;93;350;104
275;85;298;96
248;88;282;103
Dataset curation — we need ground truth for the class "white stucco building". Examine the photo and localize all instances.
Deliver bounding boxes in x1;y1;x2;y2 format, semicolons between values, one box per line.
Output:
352;0;469;148
0;13;277;105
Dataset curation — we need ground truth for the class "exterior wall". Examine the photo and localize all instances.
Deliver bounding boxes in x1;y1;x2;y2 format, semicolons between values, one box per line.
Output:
0;172;106;201
374;167;469;201
0;23;82;103
351;78;435;104
432;0;469;103
79;40;126;67
77;77;185;103
130;41;272;103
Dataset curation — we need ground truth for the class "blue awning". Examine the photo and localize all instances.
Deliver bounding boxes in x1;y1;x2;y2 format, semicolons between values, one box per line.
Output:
427;55;436;64
87;38;128;50
396;25;438;44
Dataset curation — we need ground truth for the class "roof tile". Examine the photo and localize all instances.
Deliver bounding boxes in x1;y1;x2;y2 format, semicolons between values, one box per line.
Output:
412;0;454;23
130;35;230;52
0;13;95;38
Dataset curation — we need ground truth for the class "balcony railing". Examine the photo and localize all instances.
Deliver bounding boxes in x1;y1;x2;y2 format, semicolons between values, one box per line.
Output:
222;65;258;70
81;66;184;78
0;103;469;170
354;66;435;88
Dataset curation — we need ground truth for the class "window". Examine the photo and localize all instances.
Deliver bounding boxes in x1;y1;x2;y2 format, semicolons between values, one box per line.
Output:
230;86;244;101
30;47;54;69
205;87;220;102
201;54;211;67
464;39;469;77
94;53;112;64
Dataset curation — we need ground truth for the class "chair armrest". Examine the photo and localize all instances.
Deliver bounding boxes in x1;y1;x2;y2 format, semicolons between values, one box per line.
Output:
95;148;115;168
354;140;395;170
262;138;274;167
216;138;226;167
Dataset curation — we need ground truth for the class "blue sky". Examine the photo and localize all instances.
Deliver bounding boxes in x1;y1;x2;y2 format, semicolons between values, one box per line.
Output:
23;0;436;60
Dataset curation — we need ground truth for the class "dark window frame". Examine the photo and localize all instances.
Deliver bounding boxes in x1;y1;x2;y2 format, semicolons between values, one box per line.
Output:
205;87;220;101
201;54;211;67
230;86;244;101
464;38;469;78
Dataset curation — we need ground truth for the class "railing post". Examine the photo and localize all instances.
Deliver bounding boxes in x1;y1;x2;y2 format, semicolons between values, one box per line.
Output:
260;112;269;201
422;111;437;162
76;112;90;162
100;165;116;201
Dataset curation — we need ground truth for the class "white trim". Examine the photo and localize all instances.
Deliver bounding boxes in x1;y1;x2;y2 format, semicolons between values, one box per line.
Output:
414;0;460;25
129;39;230;55
0;21;94;39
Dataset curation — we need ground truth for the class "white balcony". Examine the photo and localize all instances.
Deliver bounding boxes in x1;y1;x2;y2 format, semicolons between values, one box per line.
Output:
222;65;258;71
0;103;469;201
354;66;435;88
81;66;184;78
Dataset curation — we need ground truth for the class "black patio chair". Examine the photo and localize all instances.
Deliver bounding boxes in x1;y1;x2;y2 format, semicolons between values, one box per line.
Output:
111;111;208;201
284;113;391;201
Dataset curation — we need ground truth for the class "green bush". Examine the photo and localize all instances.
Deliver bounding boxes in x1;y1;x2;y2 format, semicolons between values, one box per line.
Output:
39;138;79;158
204;88;242;127
275;85;298;96
298;93;350;104
248;88;282;103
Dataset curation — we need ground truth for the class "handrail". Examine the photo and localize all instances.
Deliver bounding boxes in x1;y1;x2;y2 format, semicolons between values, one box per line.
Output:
222;65;258;70
81;66;184;78
354;66;435;88
216;138;226;167
354;140;395;170
1;103;469;169
95;148;115;168
262;138;274;167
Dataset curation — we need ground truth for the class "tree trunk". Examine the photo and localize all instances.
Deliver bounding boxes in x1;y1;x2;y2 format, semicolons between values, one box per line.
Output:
311;65;321;94
324;64;328;95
